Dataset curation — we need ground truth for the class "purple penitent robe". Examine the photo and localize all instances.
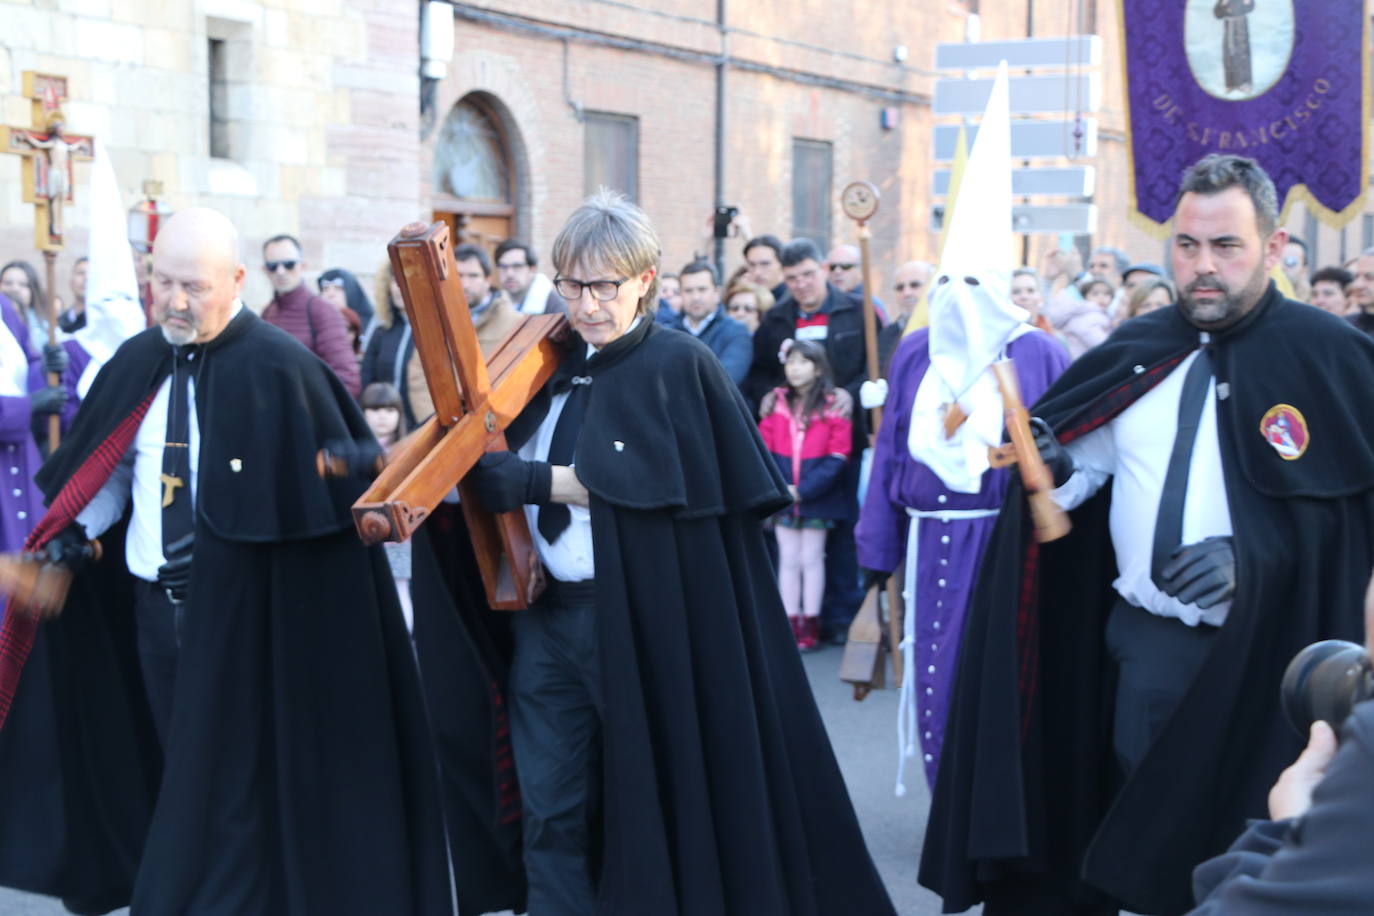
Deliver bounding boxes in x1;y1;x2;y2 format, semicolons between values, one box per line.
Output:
856;327;1068;787
0;296;49;556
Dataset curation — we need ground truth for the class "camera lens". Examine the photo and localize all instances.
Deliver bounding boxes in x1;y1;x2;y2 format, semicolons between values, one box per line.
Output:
1280;640;1374;737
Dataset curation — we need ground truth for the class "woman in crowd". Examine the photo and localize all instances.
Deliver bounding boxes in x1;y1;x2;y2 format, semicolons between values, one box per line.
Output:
318;267;376;355
1010;266;1058;336
723;278;774;336
1117;276;1177;326
360;261;419;425
0;260;60;346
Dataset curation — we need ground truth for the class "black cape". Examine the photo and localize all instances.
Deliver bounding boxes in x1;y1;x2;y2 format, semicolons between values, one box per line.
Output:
920;286;1374;915
409;507;528;915
0;310;454;914
494;318;897;914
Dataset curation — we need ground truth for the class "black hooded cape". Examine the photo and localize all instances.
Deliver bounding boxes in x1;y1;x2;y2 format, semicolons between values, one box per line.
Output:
919;286;1374;915
491;318;897;914
0;310;454;914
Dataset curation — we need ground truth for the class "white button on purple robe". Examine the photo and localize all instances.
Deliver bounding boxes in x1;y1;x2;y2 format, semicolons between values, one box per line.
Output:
856;327;1067;787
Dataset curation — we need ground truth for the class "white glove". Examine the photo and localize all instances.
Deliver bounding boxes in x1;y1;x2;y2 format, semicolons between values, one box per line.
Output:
859;378;888;409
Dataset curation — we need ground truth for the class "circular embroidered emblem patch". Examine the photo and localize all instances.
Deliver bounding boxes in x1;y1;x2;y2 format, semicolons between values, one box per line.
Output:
1259;404;1308;461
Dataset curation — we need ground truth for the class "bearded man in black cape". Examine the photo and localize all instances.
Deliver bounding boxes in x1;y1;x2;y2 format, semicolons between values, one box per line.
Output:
465;188;895;915
0;208;454;914
920;154;1374;916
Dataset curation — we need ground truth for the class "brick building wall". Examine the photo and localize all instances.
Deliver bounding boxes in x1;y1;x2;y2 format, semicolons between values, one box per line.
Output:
427;0;976;294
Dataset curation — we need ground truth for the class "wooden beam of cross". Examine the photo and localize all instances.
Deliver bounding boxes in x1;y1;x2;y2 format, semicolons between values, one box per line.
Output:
350;221;568;610
0;72;94;252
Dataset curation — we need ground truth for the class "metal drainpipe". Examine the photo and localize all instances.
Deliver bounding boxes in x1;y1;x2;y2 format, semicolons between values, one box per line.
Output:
713;0;727;279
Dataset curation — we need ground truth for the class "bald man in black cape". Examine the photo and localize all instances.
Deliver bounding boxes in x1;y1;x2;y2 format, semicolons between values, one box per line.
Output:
0;209;455;914
920;155;1374;915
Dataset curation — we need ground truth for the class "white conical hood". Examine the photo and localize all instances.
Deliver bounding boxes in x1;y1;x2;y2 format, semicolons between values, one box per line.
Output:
907;61;1032;493
76;141;145;396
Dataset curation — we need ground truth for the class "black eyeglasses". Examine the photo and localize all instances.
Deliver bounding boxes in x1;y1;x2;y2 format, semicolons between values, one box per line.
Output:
554;277;626;302
829;263;857;272
266;260;299;273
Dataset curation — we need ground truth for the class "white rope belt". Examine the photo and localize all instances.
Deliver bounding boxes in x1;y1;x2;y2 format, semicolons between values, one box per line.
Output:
895;506;1001;797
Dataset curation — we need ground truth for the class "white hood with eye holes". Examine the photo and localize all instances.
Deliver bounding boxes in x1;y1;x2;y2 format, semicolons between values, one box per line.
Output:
906;61;1033;493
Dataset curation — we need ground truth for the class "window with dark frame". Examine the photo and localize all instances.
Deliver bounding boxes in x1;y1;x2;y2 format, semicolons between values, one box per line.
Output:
209;38;230;159
792;138;833;251
584;112;639;202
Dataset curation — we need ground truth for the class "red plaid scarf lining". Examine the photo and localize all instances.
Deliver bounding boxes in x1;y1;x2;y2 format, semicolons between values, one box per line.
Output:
0;391;157;729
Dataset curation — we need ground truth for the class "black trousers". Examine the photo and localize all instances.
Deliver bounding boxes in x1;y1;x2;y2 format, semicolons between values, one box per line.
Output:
508;590;602;916
133;578;182;748
821;458;863;639
1106;596;1218;775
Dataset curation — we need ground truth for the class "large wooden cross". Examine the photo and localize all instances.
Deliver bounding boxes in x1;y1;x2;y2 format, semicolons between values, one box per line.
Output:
351;221;568;610
1;72;94;252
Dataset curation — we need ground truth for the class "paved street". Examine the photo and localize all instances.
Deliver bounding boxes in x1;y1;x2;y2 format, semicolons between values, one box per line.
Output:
0;644;959;916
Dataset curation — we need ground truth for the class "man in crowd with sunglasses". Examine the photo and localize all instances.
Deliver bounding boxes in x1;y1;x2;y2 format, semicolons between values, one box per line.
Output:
827;243;888;322
260;233;361;396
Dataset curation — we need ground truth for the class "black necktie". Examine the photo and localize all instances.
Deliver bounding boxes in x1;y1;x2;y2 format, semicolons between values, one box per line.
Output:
1151;347;1213;585
537;376;591;544
161;349;196;562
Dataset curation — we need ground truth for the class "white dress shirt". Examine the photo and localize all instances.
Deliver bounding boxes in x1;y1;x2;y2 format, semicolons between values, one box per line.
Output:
76;371;201;583
1050;347;1234;626
512;318;644;582
518;388;594;582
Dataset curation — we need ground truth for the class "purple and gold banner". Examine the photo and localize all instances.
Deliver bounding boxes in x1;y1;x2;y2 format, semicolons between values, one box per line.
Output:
1120;0;1370;231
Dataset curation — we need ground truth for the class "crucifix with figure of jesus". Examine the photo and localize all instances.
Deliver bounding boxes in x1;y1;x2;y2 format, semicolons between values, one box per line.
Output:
1;71;95;453
2;72;94;251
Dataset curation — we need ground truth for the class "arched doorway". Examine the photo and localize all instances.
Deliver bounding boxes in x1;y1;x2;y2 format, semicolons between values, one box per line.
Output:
431;93;518;256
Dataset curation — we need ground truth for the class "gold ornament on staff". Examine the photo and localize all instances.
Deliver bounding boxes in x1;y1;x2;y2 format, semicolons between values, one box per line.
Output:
1;72;95;453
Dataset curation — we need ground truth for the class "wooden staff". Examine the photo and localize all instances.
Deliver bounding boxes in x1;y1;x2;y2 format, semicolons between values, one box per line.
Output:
838;180;906;693
42;250;60;452
990;359;1070;543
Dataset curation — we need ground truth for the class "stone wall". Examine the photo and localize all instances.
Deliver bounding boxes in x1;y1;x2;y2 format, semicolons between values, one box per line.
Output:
0;0;421;307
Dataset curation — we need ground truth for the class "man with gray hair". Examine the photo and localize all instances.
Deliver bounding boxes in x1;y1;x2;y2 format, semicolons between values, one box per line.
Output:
924;154;1374;915
0;208;451;913
467;189;895;915
1087;245;1129;288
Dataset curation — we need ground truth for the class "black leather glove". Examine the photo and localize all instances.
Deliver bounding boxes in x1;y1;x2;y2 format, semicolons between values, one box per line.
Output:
29;385;67;417
1159;536;1236;609
58;308;86;334
319;437;385;479
1029;417;1074;488
44;524;93;574
468;452;553;514
861;567;889;592
157;549;194;604
42;343;69;377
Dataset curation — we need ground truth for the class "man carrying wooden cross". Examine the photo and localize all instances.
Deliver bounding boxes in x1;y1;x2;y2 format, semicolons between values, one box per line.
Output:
464;188;897;914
